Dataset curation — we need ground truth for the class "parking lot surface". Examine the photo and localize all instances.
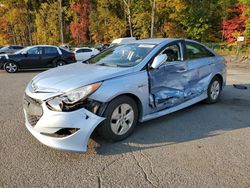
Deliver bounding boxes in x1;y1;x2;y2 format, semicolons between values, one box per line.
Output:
1;63;250;187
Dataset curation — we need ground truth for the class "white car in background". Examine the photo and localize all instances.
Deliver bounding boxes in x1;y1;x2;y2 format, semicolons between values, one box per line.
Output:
74;47;100;61
111;37;136;46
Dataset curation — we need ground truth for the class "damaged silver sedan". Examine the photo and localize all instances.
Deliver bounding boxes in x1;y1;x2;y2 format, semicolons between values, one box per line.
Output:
23;38;226;152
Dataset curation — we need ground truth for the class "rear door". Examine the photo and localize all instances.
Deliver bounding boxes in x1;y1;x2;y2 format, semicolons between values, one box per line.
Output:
19;47;43;69
41;47;59;68
184;41;216;95
149;41;191;110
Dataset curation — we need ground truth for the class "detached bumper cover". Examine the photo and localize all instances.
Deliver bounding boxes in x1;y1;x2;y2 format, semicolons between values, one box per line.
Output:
24;102;105;152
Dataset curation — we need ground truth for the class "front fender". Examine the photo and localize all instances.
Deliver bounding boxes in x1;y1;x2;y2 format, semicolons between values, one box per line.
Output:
89;70;150;118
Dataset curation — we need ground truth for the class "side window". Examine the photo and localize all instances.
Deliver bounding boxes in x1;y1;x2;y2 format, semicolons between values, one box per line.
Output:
44;47;58;55
78;49;92;53
27;47;41;55
13;46;23;49
185;42;214;60
162;44;181;62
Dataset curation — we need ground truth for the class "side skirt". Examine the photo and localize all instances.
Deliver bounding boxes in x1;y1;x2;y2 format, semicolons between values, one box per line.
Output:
141;93;207;122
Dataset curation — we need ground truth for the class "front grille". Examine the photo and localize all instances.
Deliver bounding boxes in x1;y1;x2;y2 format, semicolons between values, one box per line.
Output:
24;94;43;127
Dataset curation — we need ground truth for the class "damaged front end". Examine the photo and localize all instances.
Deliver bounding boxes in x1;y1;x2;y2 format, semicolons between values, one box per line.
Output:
23;84;105;152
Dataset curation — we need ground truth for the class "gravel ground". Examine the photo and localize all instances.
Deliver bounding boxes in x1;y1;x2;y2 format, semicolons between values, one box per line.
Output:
0;63;250;188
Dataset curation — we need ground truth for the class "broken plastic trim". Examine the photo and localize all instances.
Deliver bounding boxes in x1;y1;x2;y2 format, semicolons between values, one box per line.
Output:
46;98;102;113
41;128;80;138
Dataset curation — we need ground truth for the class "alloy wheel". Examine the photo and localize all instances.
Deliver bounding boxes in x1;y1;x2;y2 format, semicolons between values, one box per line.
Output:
210;80;220;100
110;104;135;135
56;61;65;67
5;62;17;73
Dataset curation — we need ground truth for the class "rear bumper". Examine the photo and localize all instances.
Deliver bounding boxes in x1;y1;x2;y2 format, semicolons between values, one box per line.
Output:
24;100;105;153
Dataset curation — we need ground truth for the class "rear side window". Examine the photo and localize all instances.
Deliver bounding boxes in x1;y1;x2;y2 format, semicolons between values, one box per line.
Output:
77;49;92;53
27;47;42;55
44;47;58;55
59;47;71;55
185;42;214;60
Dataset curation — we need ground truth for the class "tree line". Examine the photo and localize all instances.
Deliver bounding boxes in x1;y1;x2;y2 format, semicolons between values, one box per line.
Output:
0;0;249;46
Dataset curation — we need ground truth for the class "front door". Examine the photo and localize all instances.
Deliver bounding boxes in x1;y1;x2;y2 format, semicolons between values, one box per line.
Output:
149;42;191;110
19;47;43;69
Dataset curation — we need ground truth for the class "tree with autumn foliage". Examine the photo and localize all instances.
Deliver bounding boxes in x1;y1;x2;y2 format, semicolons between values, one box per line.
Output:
89;0;126;43
0;5;10;45
222;3;247;43
0;0;249;46
240;0;250;41
70;0;90;45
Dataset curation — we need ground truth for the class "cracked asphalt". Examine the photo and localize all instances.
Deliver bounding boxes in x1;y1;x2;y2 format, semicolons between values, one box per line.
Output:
1;63;250;187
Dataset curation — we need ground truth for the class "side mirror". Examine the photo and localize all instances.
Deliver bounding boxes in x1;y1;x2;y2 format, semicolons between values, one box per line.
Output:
151;54;167;69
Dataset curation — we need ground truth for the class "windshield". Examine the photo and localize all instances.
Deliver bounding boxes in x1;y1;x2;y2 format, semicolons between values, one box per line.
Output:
88;43;155;67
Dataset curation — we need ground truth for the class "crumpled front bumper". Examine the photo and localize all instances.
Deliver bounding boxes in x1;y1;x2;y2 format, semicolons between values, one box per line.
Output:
24;101;105;153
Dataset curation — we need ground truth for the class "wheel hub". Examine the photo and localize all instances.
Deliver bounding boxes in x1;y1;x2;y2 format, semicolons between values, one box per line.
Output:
210;80;220;100
5;63;17;72
110;104;134;135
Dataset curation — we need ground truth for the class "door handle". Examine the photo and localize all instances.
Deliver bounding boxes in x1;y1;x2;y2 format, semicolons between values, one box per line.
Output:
176;68;186;73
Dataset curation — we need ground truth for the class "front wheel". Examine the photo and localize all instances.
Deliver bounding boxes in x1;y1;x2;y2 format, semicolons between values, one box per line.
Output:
205;77;222;104
4;62;18;73
97;96;138;141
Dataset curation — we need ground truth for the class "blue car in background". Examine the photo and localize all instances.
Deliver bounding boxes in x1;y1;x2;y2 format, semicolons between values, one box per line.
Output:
23;38;226;152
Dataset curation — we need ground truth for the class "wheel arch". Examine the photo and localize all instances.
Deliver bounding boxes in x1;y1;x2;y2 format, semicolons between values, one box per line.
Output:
211;73;224;90
98;93;144;121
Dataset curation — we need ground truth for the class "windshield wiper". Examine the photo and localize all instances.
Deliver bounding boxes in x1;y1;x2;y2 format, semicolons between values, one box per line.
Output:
97;63;118;67
82;60;89;64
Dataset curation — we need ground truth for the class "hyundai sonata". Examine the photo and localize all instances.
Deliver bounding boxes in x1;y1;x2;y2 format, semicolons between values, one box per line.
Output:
23;38;226;152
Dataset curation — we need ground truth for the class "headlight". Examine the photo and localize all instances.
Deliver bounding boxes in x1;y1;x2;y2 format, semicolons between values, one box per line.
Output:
47;82;102;111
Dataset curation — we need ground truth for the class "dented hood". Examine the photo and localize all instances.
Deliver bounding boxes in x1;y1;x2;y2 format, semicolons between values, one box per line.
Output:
31;63;133;92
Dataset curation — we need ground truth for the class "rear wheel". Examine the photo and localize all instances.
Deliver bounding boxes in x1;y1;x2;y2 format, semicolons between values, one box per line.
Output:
55;60;66;67
4;62;18;73
97;96;138;141
205;77;222;104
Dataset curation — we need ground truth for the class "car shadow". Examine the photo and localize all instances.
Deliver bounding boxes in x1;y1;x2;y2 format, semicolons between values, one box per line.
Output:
15;69;46;73
91;84;250;155
0;69;44;74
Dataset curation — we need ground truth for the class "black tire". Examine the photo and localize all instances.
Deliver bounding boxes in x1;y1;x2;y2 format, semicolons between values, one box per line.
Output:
205;76;222;104
97;96;138;142
4;61;18;73
55;60;66;67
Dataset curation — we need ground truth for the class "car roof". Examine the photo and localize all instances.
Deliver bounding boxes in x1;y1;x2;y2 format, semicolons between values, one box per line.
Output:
128;38;209;47
74;47;92;50
30;45;57;48
133;38;180;45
